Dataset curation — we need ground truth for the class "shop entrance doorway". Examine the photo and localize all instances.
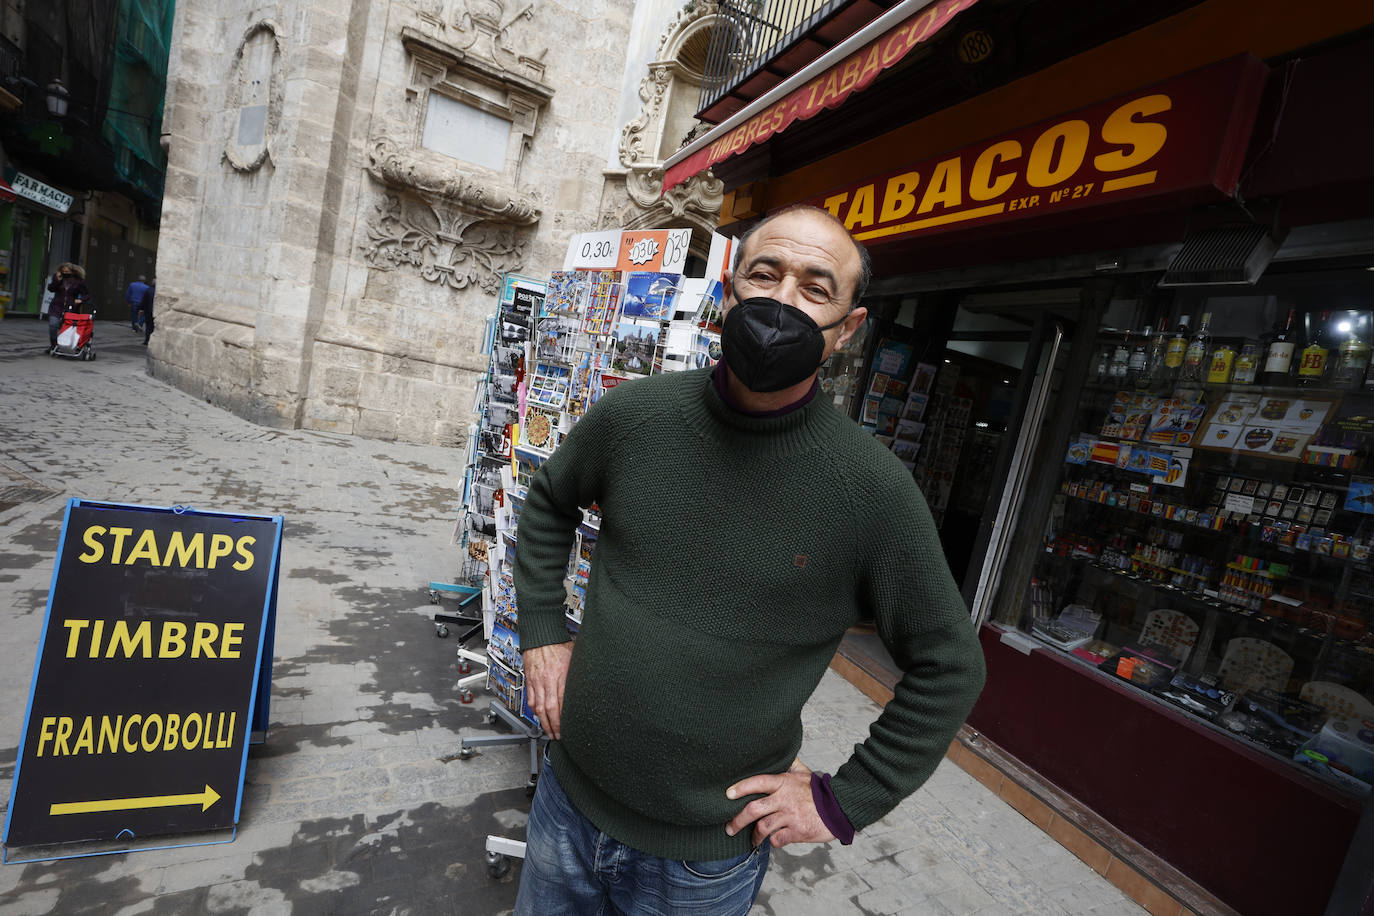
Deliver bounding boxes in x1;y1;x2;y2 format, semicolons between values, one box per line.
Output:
941;296;1079;599
822;285;1083;616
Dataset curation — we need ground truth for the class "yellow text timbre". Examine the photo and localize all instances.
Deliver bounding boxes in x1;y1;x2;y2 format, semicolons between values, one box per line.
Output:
63;619;246;660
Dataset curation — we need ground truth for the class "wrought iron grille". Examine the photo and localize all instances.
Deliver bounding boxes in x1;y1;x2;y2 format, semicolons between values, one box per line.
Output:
697;0;848;116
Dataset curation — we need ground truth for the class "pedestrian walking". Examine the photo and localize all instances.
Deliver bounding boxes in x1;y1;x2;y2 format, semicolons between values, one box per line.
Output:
512;205;986;915
46;263;89;353
141;279;155;345
125;274;150;331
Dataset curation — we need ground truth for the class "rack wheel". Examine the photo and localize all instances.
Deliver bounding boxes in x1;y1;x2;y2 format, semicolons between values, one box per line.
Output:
483;712;497;725
459;689;474;704
525;775;539;797
458;746;476;760
457;660;472;674
49;348;58;358
435;624;449;638
428;589;442;604
486;851;511;879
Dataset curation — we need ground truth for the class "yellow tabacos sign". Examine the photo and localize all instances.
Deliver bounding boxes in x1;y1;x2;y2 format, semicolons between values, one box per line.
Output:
822;94;1169;240
804;56;1267;246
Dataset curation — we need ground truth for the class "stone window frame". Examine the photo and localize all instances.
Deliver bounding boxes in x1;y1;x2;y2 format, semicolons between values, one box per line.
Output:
401;27;552;180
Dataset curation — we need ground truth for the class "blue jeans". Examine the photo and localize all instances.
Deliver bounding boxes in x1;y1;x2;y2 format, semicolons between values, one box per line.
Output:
515;757;770;915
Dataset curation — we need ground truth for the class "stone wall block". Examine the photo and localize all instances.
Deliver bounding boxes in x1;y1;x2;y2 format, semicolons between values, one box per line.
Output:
380;353;437;382
393;411;438;446
301;400;360;434
355;407;399;441
304;8;349;49
433;419;470;448
314;338;381;372
266;242;320;284
282;159;332;210
357;370;409;413
321;365;362;404
162;165;203;202
251;350;305;403
297;46;347;85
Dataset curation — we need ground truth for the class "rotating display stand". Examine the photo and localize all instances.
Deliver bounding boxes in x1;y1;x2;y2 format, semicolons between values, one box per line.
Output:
441;233;732;880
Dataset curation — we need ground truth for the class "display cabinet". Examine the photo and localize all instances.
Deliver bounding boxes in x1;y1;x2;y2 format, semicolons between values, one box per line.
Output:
1001;283;1374;796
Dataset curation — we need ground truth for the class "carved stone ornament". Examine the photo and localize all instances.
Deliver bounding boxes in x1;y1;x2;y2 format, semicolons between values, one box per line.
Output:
361;135;540;293
362;193;528;294
627;166;723;221
365;134;541;223
606;1;725;233
223;20;286;172
656;0;723;58
432;0;549;83
619;64;674;168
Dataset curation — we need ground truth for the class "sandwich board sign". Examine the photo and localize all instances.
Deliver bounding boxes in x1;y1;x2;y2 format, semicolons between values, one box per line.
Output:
3;500;282;856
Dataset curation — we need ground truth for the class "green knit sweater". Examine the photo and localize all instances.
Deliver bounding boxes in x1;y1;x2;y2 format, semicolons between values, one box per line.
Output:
513;367;986;861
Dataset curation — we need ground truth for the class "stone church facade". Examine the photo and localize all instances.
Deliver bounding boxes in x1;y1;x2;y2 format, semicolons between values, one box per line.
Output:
151;0;725;445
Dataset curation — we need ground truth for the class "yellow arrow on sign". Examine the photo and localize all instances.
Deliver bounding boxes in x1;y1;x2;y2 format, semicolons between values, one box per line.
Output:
49;784;221;816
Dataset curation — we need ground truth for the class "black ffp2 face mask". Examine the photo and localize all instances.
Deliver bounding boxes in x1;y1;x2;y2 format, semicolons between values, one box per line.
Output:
722;296;849;393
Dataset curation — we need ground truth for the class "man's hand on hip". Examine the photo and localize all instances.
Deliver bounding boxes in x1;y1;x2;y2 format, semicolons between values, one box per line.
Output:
724;759;835;849
522;642;573;740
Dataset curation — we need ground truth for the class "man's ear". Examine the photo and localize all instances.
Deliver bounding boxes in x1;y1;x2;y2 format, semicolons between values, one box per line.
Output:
722;268;734;303
835;306;868;351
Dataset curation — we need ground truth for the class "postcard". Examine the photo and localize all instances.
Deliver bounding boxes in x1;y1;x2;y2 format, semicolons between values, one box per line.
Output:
611;318;661;375
910;362;937;395
621;271;681;320
545;270;591;317
895;419;926;442
580;270;623;334
527;362;572;409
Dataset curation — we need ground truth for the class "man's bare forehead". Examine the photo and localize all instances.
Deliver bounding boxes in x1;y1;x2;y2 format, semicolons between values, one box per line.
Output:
740;215;860;283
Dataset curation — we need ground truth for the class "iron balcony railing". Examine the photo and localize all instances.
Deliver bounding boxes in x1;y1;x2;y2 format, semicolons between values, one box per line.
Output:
697;0;848;117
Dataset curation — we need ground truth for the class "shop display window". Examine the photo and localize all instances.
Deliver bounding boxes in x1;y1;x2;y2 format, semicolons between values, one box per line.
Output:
1002;273;1374;795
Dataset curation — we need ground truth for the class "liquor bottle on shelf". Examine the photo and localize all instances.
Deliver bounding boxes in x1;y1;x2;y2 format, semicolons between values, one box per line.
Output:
1164;315;1190;381
1232;342;1260;384
1331;312;1372;390
1297;310;1333;386
1207;338;1236;384
1137;322;1170;388
1108;329;1131;381
1179;312;1212;383
1128;326;1151;386
1093;345;1111;382
1262;308;1298;386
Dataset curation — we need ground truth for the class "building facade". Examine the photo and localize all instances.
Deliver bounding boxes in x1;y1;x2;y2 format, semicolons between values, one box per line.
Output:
0;0;170;318
151;0;725;445
665;1;1374;914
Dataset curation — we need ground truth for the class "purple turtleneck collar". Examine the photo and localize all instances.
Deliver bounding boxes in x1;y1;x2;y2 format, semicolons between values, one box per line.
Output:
711;361;819;418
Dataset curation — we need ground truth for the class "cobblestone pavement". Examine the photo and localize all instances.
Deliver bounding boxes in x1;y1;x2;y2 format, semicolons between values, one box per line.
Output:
0;316;1142;914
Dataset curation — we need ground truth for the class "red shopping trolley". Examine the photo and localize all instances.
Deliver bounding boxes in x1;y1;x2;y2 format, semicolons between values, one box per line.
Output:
52;310;96;361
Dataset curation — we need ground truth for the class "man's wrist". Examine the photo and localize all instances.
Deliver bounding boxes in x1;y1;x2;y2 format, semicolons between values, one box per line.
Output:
810;772;856;845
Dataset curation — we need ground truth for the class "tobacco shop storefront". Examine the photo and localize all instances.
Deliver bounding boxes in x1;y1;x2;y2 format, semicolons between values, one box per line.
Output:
665;11;1374;916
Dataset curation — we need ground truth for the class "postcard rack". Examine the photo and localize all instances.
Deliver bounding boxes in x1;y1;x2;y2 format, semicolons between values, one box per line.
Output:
450;231;738;878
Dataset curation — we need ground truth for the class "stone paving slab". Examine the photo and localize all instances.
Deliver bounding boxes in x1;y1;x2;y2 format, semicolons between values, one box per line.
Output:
0;317;1144;914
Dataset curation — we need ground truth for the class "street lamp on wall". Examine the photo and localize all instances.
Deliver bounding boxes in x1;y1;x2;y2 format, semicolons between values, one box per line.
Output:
44;78;70;118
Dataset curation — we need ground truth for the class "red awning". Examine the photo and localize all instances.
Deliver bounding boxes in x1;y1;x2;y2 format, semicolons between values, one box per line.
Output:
0;179;16;204
662;0;980;193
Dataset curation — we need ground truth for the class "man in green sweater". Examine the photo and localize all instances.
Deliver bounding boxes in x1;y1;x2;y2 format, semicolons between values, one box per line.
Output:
512;205;986;914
